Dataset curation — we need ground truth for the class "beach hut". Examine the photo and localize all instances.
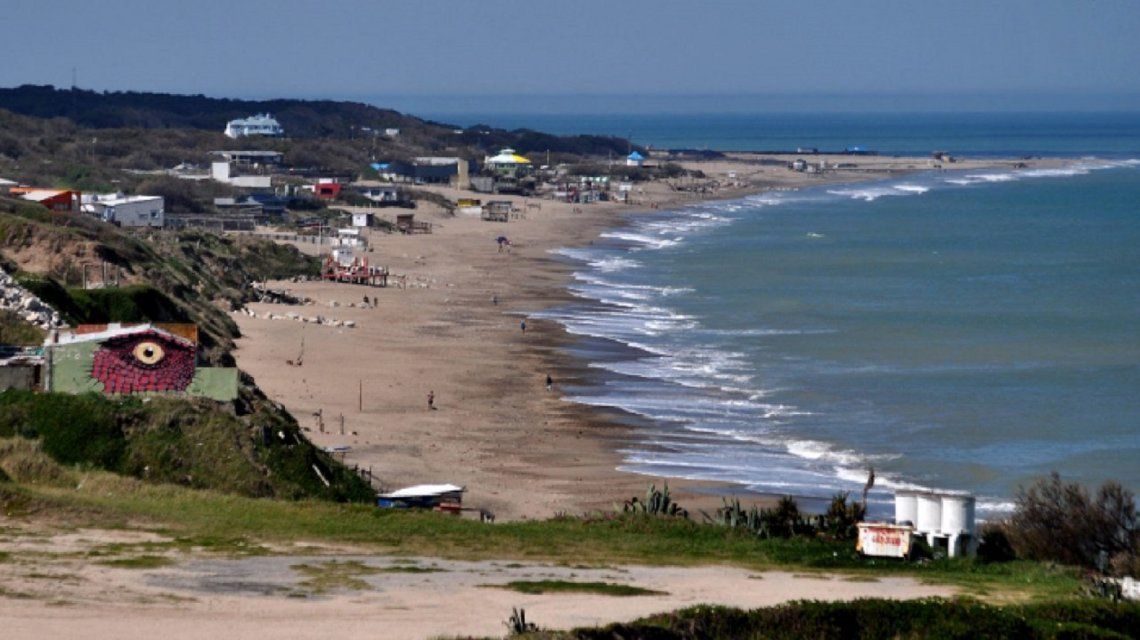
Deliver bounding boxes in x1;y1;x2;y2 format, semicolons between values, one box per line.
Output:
481;200;513;222
484;148;532;177
626;151;645;167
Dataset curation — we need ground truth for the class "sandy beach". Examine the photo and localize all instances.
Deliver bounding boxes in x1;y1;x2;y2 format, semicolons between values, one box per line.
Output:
232;154;1066;521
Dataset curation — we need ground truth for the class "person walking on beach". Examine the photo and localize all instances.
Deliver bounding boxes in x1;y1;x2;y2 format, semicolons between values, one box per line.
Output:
546;374;553;392
427;390;435;410
520;319;526;333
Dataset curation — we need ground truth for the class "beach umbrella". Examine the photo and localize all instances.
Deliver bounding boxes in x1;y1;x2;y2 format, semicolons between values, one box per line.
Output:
496;236;509;244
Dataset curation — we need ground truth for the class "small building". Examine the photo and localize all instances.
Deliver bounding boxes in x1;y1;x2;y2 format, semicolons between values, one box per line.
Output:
81;193;164;228
481;200;513;222
335;227;367;247
224;113;284;138
357;185;403;205
382;157;471;185
312;180;342;200
11;188;82;212
484;148;532;177
352;212;374;228
395;213;431;234
625;151;645;167
210;161;272;188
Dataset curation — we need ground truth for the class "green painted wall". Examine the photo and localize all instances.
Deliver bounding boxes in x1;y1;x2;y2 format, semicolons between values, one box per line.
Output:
47;342;238;401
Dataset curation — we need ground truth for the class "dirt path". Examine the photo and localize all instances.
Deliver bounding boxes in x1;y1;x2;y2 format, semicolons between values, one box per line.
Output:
0;529;954;639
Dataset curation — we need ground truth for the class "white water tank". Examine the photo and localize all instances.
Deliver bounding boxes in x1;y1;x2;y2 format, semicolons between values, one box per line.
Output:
916;493;942;533
894;491;919;526
940;494;976;535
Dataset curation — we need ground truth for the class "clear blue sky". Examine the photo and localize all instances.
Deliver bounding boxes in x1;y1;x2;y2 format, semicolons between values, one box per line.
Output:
4;0;1139;110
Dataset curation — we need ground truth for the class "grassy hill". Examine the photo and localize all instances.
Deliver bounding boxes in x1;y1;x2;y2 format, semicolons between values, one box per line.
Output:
0;389;373;502
0;196;317;363
0;84;638;157
0;196;371;502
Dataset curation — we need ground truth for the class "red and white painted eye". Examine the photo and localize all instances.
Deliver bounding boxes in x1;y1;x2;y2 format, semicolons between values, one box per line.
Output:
131;341;166;366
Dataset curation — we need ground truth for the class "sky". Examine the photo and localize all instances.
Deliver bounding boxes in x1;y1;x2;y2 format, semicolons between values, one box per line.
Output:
4;0;1140;112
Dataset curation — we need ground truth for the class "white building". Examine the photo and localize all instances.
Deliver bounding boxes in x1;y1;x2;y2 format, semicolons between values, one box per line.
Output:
82;193;164;228
224;113;284;139
210;161;272;188
625;151;645;167
359;186;400;204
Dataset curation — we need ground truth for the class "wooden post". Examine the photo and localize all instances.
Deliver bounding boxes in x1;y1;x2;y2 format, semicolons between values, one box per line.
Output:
358;379;363;413
339;414;345;436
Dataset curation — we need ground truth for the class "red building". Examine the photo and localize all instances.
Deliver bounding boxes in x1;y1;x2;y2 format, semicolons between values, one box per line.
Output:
314;181;341;200
10;187;82;212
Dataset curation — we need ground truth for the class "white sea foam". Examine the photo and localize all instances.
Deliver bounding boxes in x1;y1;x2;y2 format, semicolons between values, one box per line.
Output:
701;327;836;337
600;231;684;250
965;173;1017;183
893;183;930;194
827;183;932;201
591;256;641;272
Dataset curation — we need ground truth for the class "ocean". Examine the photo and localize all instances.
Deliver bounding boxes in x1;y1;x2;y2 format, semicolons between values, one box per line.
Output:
412;108;1140;514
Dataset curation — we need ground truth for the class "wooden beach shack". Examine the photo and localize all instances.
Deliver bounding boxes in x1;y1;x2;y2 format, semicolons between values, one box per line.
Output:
396;212;432;234
481;200;513;222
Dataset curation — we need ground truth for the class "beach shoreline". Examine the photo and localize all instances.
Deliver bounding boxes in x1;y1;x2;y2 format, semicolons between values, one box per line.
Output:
232;154;1074;520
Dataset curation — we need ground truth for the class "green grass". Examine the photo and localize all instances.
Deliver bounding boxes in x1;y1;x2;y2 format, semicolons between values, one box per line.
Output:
0;310;45;346
0;391;375;503
535;599;1140;640
486;580;666;597
379;565;446;573
96;555;175;569
292;560;380;593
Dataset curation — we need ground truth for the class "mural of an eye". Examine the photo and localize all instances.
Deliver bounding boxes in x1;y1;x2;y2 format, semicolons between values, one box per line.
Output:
90;330;196;394
132;341;166;366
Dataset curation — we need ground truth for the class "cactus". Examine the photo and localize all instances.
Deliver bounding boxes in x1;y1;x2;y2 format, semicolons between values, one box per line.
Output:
623;482;689;518
505;607;537;635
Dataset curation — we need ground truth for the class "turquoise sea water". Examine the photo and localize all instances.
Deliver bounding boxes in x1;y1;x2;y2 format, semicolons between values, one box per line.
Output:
449;110;1140;513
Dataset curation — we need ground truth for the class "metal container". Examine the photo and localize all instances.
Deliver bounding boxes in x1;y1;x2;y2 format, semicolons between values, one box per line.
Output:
916;493;942;533
894;491;919;526
940;494;976;535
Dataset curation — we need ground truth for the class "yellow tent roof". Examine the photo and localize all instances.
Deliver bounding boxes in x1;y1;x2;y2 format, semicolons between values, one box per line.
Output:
488;152;531;164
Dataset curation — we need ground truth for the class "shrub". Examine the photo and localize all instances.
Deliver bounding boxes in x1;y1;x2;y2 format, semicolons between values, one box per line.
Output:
574;599;1140;640
823;492;866;540
976;522;1018;563
17;391;126;468
1008;473;1139;575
